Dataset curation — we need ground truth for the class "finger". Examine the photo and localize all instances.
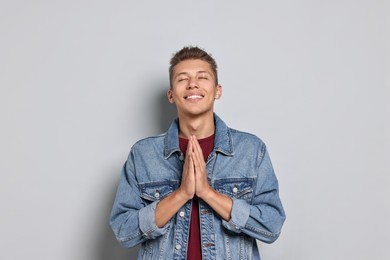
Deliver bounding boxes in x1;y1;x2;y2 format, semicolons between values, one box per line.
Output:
183;141;193;176
194;136;204;160
186;136;193;155
183;138;192;165
190;153;196;173
191;136;205;164
191;153;203;177
188;139;196;170
189;137;199;167
190;141;207;179
186;156;194;177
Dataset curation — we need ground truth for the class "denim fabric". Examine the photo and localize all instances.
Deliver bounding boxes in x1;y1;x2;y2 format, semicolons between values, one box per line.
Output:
110;114;286;260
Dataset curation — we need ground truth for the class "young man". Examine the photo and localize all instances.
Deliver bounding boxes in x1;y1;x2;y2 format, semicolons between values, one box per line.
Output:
110;46;286;259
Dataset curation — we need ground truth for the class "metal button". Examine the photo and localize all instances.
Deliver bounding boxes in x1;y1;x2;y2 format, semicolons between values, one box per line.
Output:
179;211;185;217
154;192;160;198
232;187;238;193
175;244;181;250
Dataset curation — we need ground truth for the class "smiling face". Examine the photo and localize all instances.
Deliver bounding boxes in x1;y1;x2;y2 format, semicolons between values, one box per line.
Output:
168;59;222;118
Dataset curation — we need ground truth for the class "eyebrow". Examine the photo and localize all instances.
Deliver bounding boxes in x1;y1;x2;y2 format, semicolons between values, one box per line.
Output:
175;71;212;78
196;71;211;75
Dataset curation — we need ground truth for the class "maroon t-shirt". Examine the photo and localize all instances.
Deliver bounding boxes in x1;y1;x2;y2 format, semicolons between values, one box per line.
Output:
179;134;215;260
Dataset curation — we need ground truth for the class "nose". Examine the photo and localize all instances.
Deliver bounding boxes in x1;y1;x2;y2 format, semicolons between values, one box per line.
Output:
187;78;199;89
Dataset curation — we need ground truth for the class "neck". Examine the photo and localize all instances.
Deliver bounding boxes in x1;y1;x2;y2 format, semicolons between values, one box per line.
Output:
177;111;215;139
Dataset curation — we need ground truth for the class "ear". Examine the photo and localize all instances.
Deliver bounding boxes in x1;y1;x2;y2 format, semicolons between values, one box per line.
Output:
167;89;175;103
215;85;222;100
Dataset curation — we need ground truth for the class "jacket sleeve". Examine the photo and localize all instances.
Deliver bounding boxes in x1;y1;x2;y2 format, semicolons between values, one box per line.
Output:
109;149;170;248
221;144;286;243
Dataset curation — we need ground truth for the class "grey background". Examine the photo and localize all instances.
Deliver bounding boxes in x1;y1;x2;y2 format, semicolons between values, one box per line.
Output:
1;0;389;259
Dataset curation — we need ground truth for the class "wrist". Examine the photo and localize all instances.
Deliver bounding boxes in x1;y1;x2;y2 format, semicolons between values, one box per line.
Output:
197;186;214;201
176;187;193;202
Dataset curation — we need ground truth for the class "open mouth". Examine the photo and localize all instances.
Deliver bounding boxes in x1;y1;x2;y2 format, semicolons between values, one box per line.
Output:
185;95;204;100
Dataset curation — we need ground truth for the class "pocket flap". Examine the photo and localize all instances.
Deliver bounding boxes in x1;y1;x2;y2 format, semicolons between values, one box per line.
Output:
139;180;179;202
214;177;256;199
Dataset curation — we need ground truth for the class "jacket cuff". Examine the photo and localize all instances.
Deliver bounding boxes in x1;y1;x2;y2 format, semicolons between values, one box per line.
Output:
138;200;169;239
222;198;250;233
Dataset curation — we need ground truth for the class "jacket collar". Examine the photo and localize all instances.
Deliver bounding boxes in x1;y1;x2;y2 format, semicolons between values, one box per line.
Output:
164;113;234;159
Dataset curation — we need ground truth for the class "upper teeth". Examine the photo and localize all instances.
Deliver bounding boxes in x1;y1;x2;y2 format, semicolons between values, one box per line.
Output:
187;95;202;99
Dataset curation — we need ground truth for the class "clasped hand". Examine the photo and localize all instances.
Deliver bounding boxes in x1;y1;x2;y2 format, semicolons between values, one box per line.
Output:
179;135;211;200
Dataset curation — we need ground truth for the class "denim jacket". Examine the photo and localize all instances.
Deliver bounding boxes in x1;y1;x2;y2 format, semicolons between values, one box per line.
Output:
110;114;285;260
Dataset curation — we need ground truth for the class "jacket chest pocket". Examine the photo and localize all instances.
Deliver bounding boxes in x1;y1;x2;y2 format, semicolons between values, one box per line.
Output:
213;177;256;204
139;180;179;204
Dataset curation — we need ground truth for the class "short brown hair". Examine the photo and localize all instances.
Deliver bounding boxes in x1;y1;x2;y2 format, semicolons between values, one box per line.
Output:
169;46;218;88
